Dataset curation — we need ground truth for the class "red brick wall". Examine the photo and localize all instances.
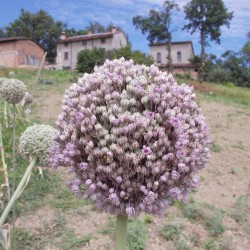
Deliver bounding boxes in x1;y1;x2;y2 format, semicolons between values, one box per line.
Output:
0;41;17;67
0;39;45;68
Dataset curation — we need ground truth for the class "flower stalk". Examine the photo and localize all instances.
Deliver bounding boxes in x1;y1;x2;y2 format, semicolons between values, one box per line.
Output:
0;157;37;228
4;101;8;128
115;215;128;250
0;124;10;201
11;104;17;248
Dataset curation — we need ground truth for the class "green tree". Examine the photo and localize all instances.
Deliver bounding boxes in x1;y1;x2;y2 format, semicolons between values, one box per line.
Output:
0;9;66;60
64;28;87;37
221;50;250;87
241;32;250;67
183;0;233;82
106;45;154;66
133;1;179;72
77;47;106;73
85;21;121;34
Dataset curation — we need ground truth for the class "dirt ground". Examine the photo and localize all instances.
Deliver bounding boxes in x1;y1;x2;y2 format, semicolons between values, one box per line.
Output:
17;82;250;250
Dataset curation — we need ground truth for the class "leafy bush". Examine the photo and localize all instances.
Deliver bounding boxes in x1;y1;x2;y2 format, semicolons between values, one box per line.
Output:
207;66;229;84
106;45;154;66
76;47;105;73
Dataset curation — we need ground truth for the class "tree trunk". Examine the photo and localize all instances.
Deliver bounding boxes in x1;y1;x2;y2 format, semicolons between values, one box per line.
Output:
199;30;205;83
166;37;173;73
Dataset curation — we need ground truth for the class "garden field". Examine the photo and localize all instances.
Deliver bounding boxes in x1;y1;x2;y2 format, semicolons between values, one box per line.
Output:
0;68;250;250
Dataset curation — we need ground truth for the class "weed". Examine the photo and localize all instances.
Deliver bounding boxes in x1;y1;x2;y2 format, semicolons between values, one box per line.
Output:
99;216;115;235
209;141;222;153
233;141;245;150
160;223;182;241
175;239;192;250
231;196;250;236
201;238;218;250
143;214;153;224
204;211;225;237
11;228;32;250
48;185;84;210
179;200;226;237
228;167;237;175
41;211;91;250
179;200;204;222
60;232;91;250
127;218;147;250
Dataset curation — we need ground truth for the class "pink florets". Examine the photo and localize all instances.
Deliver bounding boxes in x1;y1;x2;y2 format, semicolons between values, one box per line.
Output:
49;58;211;217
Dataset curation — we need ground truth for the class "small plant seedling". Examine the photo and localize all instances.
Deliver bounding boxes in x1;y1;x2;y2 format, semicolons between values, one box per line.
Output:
210;141;222;153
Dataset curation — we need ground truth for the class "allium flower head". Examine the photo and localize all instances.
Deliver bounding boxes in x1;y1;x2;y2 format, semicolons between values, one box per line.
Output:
0;78;8;88
20;124;55;166
0;79;26;104
24;92;33;104
50;58;211;217
8;71;15;78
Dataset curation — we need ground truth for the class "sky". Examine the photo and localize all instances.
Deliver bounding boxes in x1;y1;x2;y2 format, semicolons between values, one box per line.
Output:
0;0;249;57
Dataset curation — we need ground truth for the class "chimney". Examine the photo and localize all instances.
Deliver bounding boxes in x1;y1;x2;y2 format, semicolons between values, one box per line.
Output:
111;26;117;33
60;32;66;40
88;31;93;36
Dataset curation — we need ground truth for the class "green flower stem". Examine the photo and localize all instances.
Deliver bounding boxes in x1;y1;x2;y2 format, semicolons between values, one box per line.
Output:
0;124;10;200
0;157;37;229
12;104;17;249
4;101;8;128
115;215;128;250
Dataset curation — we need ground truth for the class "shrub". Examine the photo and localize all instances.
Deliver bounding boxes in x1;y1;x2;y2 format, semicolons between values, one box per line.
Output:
76;47;105;73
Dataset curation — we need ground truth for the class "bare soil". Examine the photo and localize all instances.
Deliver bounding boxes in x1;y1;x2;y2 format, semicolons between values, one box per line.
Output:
17;82;250;250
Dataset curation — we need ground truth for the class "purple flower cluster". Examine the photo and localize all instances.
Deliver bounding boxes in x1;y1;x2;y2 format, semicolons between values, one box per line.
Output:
49;58;211;217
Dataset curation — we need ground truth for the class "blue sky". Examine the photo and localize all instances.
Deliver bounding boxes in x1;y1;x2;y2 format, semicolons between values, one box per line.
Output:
0;0;249;57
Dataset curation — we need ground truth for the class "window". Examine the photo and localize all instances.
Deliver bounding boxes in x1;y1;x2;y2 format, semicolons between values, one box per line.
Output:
157;52;161;63
82;41;87;46
64;42;69;47
101;38;106;44
177;51;182;63
64;52;69;60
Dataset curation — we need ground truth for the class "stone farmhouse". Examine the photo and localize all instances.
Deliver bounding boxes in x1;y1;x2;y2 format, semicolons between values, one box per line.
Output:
149;41;198;80
56;27;128;69
0;37;45;68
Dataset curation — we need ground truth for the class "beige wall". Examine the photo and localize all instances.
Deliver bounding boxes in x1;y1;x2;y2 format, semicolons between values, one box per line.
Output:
149;43;194;65
57;32;128;69
0;40;44;68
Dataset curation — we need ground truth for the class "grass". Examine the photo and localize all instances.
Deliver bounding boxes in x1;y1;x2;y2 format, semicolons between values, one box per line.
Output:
0;68;79;90
160;223;191;250
201;239;218;250
127;218;147;250
177;199;226;237
160;223;182;241
48;182;85;211
231;196;250;236
193;81;250;107
99;216;148;250
13;211;91;250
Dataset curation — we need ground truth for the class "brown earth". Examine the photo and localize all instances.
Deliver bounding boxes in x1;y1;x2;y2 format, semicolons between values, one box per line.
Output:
16;82;250;250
